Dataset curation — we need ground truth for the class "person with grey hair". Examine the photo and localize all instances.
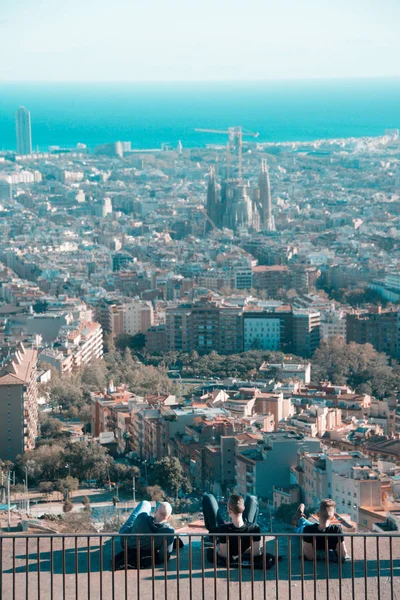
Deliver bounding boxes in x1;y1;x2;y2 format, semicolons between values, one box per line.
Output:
117;500;175;567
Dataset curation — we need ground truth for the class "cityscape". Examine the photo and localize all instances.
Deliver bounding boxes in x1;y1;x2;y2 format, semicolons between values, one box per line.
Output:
1;0;400;595
0;101;399;596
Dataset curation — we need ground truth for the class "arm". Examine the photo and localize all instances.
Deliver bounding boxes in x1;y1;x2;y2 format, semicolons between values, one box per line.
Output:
335;526;347;558
218;542;227;558
303;541;314;561
158;528;175;562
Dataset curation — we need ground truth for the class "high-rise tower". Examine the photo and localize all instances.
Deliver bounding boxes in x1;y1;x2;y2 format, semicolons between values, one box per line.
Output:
16;106;32;155
258;159;276;231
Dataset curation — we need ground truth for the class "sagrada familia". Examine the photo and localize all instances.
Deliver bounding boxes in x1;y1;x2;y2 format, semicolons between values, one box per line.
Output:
206;159;276;233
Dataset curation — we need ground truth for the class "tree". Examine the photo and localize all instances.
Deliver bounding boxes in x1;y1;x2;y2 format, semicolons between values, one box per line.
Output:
56;476;79;500
82;359;108;391
39;481;55;499
115;333;146;352
17;443;64;483
50;372;85;412
312;337;398;397
109;463;140;487
32;300;49;314
146;485;167;503
82;495;91;511
39;414;63;439
63;441;113;481
63;499;73;513
151;457;192;499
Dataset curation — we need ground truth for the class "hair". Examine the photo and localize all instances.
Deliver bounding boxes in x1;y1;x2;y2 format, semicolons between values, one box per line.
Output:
228;494;245;515
156;502;172;521
319;499;336;520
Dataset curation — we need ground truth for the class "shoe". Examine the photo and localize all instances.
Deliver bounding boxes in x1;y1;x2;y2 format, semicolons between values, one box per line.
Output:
293;503;306;525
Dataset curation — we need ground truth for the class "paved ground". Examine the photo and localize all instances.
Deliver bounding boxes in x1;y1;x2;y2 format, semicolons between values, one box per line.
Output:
0;534;399;600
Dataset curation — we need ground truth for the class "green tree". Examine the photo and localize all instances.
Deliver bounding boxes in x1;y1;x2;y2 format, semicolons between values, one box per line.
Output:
312;337;398;397
50;372;85;412
39;481;55;499
109;463;140;488
115;333;146;352
151;457;192;499
39;414;63;439
82;495;91;511
56;476;79;500
146;485;167;503
32;300;49;314
17;443;64;483
63;499;73;513
81;359;108;391
63;441;113;481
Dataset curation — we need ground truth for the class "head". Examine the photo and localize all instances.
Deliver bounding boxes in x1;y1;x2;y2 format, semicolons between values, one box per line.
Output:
154;501;172;524
227;494;245;521
319;499;336;525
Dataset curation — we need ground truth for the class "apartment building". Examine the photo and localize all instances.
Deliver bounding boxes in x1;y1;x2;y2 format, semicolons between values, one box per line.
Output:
243;309;292;352
39;321;103;373
252;265;290;296
166;299;243;354
320;309;347;340
292;310;321;357
332;466;382;523
254;392;293;431
0;343;38;461
235;432;321;501
346;307;400;358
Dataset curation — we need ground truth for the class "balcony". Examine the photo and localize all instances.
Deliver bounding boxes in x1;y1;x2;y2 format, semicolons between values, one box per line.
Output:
0;532;398;599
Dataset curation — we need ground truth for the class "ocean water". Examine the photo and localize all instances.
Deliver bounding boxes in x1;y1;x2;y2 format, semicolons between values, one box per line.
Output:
0;79;400;151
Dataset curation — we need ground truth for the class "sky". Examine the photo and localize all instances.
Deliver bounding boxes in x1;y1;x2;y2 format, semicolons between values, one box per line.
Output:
0;0;399;81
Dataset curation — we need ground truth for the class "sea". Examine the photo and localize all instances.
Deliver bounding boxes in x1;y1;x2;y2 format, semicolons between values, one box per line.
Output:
1;78;400;151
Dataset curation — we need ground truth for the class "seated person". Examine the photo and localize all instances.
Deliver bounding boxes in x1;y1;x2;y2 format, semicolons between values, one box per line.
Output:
118;500;175;565
203;493;273;566
295;499;350;562
218;494;262;560
203;492;259;534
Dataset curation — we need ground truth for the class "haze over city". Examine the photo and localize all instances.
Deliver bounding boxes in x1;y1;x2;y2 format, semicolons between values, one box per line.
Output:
1;0;400;81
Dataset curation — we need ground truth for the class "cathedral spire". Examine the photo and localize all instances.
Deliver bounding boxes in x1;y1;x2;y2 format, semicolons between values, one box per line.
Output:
206;165;220;230
258;159;276;232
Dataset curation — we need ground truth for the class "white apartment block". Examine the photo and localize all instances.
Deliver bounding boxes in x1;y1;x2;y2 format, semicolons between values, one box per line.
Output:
320;309;347;340
332;466;382;524
123;300;154;336
41;321;103;373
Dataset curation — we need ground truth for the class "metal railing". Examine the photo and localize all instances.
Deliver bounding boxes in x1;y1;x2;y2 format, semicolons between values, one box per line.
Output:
0;531;398;600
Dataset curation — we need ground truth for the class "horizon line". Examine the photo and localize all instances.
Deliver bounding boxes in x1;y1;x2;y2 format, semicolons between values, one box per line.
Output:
1;75;400;85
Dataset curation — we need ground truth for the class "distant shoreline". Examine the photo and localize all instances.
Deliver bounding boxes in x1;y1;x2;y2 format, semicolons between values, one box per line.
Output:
1;79;399;152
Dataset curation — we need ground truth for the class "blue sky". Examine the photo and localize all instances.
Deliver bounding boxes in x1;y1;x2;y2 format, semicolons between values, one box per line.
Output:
0;0;399;81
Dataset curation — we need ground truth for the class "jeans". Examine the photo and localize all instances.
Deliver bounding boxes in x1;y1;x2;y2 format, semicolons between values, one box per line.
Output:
119;500;152;549
296;516;313;533
202;494;259;533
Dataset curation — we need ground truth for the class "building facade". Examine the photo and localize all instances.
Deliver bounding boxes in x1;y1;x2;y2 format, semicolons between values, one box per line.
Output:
0;344;38;461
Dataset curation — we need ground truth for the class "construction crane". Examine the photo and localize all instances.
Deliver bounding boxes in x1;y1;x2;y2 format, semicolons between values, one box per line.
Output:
195;126;259;181
196;205;219;234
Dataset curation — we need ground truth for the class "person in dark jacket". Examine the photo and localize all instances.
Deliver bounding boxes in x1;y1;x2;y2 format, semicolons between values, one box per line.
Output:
118;500;174;564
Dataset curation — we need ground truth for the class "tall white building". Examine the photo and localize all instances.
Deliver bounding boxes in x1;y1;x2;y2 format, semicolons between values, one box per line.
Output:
123;300;154;336
320;308;347;340
16;106;32;155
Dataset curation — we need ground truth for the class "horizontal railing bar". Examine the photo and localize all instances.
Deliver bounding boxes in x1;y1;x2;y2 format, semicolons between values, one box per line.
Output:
0;532;398;538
